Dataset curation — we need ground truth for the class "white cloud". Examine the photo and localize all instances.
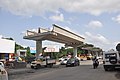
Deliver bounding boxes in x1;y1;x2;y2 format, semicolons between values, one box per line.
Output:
85;32;110;44
84;32;113;51
86;20;103;29
49;12;64;22
112;15;120;24
1;0;120;16
0;35;3;38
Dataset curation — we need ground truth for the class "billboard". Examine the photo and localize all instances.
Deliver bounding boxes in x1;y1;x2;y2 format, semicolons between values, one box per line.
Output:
0;39;15;53
30;47;36;53
30;44;60;53
44;45;59;52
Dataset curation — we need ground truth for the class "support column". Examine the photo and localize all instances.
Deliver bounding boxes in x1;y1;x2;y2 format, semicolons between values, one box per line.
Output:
73;46;77;57
96;51;99;57
36;40;42;59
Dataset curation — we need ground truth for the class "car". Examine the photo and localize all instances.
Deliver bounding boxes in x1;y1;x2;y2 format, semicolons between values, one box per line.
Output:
66;58;80;67
80;54;87;61
59;57;65;62
59;56;68;62
31;56;56;69
103;51;120;71
0;62;4;68
0;62;8;80
86;54;93;60
61;58;69;65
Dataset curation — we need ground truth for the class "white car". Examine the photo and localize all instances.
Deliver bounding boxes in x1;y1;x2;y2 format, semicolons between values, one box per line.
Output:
61;58;69;65
0;62;4;68
103;51;120;71
59;57;65;62
0;62;8;80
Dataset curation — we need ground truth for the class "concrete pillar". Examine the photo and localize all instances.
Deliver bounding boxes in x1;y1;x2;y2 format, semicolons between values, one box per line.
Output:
36;40;42;59
73;46;77;57
96;51;99;57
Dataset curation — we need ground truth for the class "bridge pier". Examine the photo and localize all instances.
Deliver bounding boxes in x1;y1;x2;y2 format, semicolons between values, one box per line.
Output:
73;46;77;57
36;40;42;59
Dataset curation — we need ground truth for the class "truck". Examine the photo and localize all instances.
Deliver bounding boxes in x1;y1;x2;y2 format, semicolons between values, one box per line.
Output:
30;56;56;69
103;51;120;71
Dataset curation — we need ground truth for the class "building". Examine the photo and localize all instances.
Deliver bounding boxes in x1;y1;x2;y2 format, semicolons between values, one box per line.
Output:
17;49;27;57
0;38;15;61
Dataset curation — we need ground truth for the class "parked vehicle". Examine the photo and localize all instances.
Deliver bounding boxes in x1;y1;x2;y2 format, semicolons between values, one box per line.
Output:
31;57;56;69
86;54;93;60
80;54;87;61
61;58;69;65
0;62;8;80
59;57;64;62
103;51;120;71
59;56;69;62
0;62;4;68
66;58;80;67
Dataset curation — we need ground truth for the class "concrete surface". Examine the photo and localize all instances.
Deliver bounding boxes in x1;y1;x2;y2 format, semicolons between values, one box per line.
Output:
7;61;61;75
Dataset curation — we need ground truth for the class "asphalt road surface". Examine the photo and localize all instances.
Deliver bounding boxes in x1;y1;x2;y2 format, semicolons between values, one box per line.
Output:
9;60;120;80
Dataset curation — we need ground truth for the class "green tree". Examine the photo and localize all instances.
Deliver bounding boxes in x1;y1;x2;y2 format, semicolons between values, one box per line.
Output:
59;47;67;57
15;43;25;53
25;47;32;57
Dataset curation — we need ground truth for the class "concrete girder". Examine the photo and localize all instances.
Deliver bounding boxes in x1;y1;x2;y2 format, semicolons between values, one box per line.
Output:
23;24;85;58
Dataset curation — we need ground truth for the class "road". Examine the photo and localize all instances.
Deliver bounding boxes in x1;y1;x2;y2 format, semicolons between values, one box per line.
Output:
9;60;120;80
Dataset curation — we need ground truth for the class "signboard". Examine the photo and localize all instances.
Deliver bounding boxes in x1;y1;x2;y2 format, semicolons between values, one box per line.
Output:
30;47;36;53
30;44;60;53
0;39;15;53
44;45;59;52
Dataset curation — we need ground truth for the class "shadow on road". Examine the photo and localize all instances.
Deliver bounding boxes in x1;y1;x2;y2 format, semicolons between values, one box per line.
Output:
115;69;120;79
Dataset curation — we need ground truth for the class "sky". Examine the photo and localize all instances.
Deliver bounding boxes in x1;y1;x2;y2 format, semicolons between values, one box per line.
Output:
0;0;120;51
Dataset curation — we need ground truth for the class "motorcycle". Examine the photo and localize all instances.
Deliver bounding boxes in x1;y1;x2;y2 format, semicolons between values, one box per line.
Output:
93;59;99;69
